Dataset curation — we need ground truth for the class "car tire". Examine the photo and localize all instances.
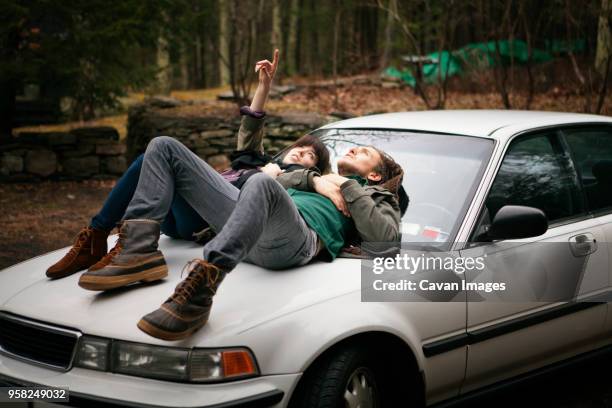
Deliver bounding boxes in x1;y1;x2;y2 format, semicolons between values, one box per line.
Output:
292;344;402;408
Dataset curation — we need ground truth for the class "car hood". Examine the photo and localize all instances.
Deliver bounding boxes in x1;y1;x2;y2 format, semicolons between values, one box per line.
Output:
0;236;361;346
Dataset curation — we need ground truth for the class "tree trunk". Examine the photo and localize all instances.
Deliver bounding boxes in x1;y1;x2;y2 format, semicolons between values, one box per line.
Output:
218;0;230;86
380;0;396;69
195;34;203;87
271;0;282;51
0;80;15;141
596;0;612;77
179;45;189;90
155;30;172;95
287;0;299;76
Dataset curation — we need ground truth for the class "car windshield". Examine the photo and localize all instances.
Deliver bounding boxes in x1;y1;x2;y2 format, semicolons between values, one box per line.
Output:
278;128;494;244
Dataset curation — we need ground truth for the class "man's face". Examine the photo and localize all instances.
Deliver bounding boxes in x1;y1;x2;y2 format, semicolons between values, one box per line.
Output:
281;146;318;168
337;146;383;182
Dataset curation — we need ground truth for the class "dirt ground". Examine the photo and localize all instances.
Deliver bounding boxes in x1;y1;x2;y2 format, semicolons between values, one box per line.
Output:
0;180;114;270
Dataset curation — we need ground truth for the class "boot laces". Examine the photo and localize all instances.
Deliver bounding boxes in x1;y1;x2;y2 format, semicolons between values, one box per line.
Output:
97;240;122;266
95;226;126;266
67;228;92;259
170;259;222;305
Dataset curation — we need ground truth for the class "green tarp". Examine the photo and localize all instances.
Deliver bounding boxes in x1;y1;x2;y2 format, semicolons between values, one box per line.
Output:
384;39;585;87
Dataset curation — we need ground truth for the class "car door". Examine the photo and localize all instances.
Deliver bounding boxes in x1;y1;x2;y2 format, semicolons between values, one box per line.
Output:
562;125;612;334
460;128;609;393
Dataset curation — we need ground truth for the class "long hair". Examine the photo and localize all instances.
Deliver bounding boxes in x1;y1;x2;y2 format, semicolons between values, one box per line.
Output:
370;145;405;196
369;146;408;215
286;134;332;174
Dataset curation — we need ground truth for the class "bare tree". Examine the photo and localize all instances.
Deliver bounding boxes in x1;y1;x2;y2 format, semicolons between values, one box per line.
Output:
375;0;457;109
286;0;300;76
380;0;396;69
565;0;611;113
218;0;230;86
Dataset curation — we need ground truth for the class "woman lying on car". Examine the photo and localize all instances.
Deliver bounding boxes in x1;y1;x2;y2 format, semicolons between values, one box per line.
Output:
47;49;408;341
47;49;331;279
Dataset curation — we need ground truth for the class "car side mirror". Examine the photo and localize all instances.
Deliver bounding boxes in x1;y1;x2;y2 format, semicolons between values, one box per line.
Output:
486;205;548;240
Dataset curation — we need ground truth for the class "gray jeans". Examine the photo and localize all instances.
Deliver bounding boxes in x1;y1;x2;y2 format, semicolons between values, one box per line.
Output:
124;136;318;270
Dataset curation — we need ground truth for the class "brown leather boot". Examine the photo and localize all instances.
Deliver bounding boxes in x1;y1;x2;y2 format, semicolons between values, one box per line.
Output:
46;227;109;279
137;259;226;340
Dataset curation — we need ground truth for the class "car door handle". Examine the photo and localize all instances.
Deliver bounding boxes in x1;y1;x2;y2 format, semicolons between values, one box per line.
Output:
568;233;597;257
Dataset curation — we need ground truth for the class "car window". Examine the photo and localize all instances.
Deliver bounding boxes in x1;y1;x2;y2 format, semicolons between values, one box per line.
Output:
484;132;584;225
279;129;494;245
563;127;612;214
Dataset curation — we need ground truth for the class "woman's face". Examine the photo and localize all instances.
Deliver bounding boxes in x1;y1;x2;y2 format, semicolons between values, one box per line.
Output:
282;145;317;168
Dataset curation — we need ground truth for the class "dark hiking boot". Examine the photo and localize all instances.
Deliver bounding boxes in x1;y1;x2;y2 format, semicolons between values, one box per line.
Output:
46;227;108;279
78;219;168;291
137;259;226;340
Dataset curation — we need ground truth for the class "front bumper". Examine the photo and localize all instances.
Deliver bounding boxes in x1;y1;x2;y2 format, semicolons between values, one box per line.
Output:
0;354;299;408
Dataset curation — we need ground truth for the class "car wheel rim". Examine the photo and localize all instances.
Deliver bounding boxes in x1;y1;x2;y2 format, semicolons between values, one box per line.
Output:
343;367;378;408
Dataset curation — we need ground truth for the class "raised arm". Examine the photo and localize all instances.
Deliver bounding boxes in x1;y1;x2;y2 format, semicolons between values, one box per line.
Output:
236;49;280;153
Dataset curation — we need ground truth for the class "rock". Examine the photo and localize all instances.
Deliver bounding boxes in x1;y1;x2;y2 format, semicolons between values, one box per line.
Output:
25;149;57;177
276;140;299;148
14;132;44;145
266;126;285;136
96;142;127;155
279;112;328;127
330;111;356;119
217;91;238;101
62;156;100;177
1;173;40;182
0;153;23;175
70;126;119;142
192;139;210;148
281;125;305;134
144;96;184;109
102;156;127;175
46;132;76;146
269;84;298;99
195;147;220;157
151;117;179;130
60;143;95;158
200;129;234;139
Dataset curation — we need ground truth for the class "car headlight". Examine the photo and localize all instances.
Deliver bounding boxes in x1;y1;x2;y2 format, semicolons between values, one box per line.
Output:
74;336;258;382
74;336;110;371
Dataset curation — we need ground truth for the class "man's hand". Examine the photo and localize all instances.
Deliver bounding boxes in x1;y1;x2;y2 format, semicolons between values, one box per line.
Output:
255;49;279;88
313;176;351;217
321;173;350;187
261;162;282;178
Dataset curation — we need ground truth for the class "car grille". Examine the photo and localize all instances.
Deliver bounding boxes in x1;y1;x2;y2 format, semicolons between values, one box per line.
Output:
0;312;81;371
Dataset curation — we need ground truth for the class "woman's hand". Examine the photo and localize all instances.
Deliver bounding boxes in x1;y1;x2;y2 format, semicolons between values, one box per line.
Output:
250;49;279;112
255;49;279;88
261;162;282;179
313;176;351;217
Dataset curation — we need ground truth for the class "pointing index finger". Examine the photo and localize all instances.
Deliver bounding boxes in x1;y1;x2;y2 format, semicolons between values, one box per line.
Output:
272;49;279;70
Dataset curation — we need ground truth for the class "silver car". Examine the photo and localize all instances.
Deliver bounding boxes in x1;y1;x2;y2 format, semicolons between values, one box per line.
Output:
1;109;611;407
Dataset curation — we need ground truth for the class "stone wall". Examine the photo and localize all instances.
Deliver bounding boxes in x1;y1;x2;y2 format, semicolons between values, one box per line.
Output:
0;127;127;182
126;99;336;163
1;98;339;182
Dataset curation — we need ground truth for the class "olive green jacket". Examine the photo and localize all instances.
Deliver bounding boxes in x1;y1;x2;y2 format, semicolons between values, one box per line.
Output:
237;114;402;243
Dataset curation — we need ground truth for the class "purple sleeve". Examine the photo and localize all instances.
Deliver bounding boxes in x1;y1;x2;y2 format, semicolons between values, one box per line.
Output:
240;105;266;119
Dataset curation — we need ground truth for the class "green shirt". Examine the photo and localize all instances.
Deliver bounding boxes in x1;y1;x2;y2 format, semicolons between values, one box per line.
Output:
287;176;366;260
